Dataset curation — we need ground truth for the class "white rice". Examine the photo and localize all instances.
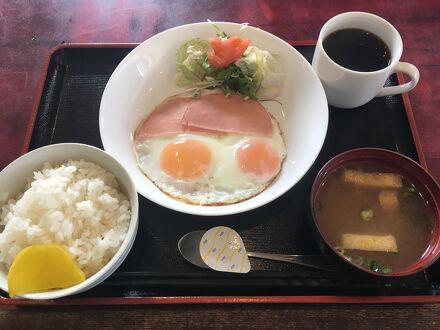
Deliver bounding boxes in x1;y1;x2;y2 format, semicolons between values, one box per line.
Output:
0;159;131;277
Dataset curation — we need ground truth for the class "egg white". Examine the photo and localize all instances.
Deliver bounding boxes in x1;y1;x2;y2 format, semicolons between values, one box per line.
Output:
133;118;286;205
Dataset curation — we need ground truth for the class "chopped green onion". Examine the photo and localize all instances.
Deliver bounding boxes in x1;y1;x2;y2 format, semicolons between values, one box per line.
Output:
367;260;381;272
366;260;392;274
350;255;363;265
381;267;393;274
402;186;418;197
359;208;374;221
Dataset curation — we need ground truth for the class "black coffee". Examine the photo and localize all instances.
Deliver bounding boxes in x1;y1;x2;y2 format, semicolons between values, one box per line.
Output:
323;28;391;72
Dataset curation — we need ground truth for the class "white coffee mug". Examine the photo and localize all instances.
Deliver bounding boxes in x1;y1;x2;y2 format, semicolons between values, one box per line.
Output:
312;12;419;109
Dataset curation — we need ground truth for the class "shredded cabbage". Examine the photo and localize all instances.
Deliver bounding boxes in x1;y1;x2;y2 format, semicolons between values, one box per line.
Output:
235;46;284;99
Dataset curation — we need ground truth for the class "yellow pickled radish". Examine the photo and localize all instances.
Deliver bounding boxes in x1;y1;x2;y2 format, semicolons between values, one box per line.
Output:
7;243;85;297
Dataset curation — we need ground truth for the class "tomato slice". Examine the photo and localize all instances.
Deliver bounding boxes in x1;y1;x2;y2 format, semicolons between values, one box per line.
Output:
207;36;251;68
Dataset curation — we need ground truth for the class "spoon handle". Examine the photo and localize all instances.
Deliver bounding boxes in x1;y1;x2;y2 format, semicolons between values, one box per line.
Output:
247;252;336;272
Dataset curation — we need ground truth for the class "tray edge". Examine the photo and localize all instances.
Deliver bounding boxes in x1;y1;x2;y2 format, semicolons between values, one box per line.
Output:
3;295;440;307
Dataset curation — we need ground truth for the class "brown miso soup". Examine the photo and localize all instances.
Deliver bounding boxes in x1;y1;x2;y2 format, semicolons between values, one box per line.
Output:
314;162;433;274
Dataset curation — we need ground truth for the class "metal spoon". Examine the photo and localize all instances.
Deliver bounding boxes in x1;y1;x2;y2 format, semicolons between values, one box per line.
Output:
178;230;335;272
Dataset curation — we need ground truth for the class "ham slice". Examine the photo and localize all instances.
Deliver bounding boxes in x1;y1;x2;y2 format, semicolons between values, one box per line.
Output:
135;96;190;138
183;93;273;136
135;93;273;138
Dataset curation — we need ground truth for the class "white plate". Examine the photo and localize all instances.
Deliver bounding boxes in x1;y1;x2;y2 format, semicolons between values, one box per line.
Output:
99;22;328;216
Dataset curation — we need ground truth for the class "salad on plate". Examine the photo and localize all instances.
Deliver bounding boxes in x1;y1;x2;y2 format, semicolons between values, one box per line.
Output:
175;27;284;100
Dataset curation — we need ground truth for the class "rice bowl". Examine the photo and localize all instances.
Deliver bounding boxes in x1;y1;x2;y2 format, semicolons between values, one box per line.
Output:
0;159;131;277
0;143;138;299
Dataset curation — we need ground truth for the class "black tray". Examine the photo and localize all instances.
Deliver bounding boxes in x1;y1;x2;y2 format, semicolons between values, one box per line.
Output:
7;43;440;301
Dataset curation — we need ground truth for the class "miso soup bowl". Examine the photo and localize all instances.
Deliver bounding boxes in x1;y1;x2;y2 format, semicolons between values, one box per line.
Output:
310;148;440;277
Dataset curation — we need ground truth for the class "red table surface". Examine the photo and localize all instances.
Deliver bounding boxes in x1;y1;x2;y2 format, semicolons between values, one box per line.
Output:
1;0;440;327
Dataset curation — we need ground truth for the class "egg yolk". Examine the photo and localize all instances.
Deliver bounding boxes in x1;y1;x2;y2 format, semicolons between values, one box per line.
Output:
160;139;212;180
235;139;281;180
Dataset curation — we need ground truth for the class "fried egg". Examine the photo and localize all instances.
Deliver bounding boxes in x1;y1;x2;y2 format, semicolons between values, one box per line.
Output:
133;117;286;205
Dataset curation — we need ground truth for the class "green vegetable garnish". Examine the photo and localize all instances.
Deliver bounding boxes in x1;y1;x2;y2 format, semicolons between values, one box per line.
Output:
175;38;213;87
381;267;393;274
367;260;380;272
402;186;418;197
350;255;363;265
202;59;259;99
175;36;284;100
366;260;392;274
218;31;229;39
209;21;230;39
359;208;374;221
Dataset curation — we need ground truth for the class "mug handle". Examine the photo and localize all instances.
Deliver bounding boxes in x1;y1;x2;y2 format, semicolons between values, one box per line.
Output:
376;62;420;97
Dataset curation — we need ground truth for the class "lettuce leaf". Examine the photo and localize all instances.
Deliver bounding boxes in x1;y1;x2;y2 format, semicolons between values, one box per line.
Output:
175;38;212;87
